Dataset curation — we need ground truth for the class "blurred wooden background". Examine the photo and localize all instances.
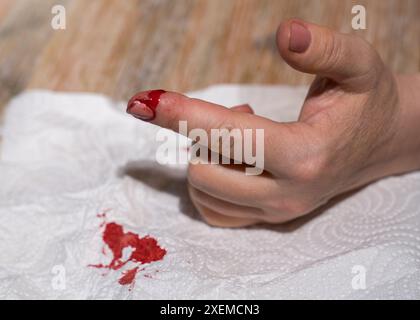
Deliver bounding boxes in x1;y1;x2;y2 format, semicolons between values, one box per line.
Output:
0;0;419;113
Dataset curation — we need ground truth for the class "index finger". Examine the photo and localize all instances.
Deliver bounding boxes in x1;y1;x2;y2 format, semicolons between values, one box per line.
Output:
127;90;290;171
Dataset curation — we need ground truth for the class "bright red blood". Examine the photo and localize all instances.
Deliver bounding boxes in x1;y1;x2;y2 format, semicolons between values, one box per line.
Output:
127;89;166;121
118;267;139;286
139;89;166;110
103;222;166;269
90;217;166;287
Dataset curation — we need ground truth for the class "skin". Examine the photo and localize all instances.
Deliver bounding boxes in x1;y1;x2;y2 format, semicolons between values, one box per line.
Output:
127;19;420;228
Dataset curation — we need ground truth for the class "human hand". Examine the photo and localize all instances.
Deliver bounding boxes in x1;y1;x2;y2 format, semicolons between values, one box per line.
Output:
127;19;420;227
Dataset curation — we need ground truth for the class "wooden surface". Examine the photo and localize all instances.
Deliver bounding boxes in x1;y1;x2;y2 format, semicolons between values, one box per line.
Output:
0;0;419;112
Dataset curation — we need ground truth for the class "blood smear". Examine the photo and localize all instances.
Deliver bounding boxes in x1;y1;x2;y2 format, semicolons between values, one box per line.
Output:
127;89;166;121
118;267;140;286
138;89;166;112
90;215;166;288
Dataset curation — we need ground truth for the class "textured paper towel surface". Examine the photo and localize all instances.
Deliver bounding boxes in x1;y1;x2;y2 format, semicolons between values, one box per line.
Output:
0;86;419;299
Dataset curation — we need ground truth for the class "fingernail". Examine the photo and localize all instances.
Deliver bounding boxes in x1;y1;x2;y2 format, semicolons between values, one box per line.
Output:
127;100;154;121
126;89;166;121
289;21;311;53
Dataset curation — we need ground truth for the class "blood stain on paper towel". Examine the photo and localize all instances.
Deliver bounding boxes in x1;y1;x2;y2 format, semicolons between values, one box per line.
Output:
118;267;140;286
90;214;166;289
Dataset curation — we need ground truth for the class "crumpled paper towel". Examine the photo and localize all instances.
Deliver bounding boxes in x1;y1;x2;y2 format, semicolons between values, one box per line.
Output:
0;85;419;300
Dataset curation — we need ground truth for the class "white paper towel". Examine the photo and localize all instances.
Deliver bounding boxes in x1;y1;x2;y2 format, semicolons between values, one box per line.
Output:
0;85;419;299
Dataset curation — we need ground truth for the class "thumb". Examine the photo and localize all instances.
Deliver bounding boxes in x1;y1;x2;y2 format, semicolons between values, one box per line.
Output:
277;19;383;90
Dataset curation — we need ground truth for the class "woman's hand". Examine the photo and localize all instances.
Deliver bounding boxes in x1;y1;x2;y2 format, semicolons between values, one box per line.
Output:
127;19;420;227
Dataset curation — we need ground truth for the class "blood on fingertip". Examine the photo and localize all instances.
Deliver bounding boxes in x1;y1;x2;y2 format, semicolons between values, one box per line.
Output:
127;89;166;121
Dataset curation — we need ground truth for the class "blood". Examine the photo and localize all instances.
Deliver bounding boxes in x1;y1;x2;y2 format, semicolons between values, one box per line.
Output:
118;267;139;286
127;89;166;121
90;214;166;288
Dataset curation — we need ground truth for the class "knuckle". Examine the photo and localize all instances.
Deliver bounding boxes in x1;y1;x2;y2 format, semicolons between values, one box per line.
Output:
357;37;379;63
321;33;343;72
291;153;328;183
350;36;382;80
213;119;244;158
217;115;238;131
